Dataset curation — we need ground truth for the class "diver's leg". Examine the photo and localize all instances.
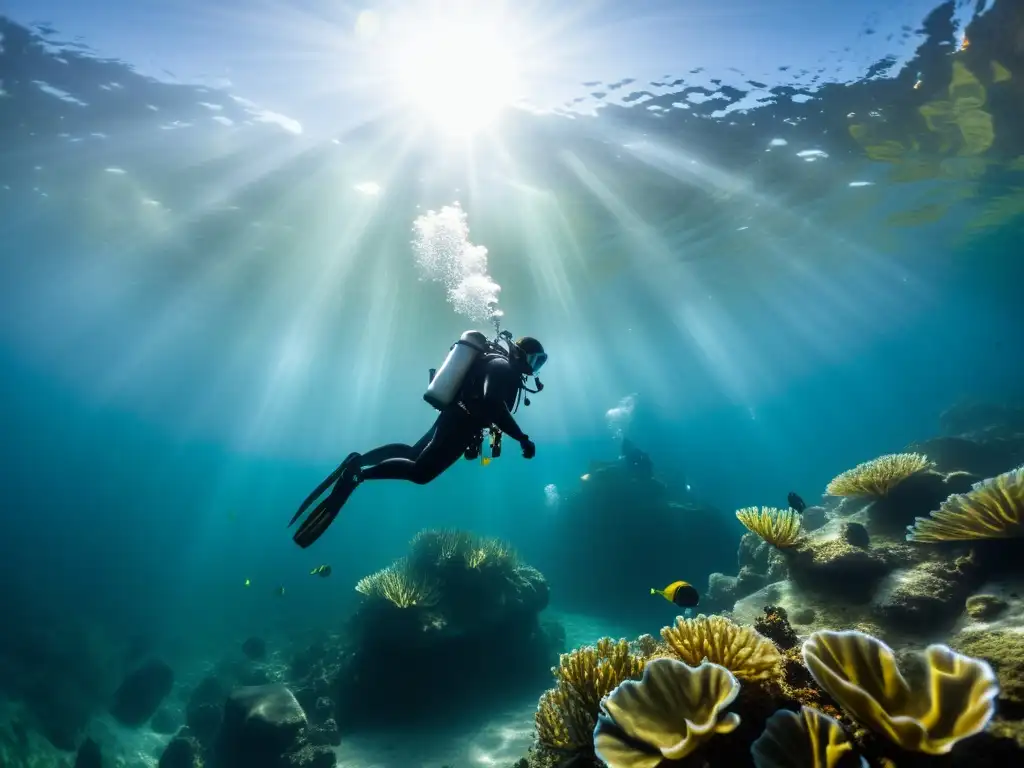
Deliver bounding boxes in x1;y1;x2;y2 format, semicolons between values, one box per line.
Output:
361;410;474;485
357;426;436;466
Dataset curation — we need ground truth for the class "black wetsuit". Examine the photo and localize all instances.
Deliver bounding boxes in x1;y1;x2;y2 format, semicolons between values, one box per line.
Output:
357;353;529;484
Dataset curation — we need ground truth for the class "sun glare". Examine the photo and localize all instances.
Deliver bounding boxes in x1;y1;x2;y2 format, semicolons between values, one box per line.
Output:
374;9;525;136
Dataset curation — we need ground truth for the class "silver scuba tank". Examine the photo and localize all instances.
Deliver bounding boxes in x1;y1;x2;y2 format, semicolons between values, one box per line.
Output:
424;330;489;410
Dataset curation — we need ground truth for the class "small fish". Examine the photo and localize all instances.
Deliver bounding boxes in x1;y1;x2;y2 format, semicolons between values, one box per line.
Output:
310;565;332;578
960;35;969;52
244;578;251;587
275;586;286;597
787;492;806;513
580;473;591;481
482;457;492;466
651;580;700;608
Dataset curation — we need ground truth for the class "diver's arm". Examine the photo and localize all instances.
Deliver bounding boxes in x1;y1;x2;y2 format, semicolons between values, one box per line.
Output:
480;359;529;443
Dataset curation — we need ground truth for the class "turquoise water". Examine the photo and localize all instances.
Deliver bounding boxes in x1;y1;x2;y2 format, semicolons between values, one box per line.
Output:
1;1;1023;765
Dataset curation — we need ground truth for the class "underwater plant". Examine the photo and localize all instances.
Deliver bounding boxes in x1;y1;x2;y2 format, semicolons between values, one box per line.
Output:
463;535;519;570
751;706;866;768
354;558;440;608
660;615;782;682
736;506;802;548
535;637;650;753
801;629;998;755
906;465;1024;542
825;453;934;498
593;658;742;767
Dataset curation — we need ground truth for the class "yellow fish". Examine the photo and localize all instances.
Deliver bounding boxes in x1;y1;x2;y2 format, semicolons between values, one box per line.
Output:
481;457;492;466
310;565;332;578
651;581;700;608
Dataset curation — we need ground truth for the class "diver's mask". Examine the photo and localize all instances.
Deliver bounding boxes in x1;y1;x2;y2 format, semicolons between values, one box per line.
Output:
525;351;548;374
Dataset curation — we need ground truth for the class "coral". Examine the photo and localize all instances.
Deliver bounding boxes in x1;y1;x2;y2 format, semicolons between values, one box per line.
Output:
736;507;803;548
802;629;999;754
965;594;1009;621
825;453;934;498
751;706;865;768
784;538;897;603
353;558;440;608
754;606;799;651
660;614;782;682
534;637;650;753
951;629;1024;707
593;658;741;767
906;466;1024;542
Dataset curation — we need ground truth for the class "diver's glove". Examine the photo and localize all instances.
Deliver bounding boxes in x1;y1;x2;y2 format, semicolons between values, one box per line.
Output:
521;437;536;460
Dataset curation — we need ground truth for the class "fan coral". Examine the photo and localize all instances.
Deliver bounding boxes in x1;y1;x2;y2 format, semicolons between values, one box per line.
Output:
463;536;519;571
736;507;802;548
825;453;934;498
906;465;1024;542
660;615;782;682
354;558;440;608
802;629;998;754
594;658;741;767
751;706;866;768
535;638;649;752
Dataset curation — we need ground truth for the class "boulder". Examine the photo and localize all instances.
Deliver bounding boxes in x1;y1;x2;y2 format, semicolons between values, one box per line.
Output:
801;506;827;532
784;537;896;603
951;629;1024;707
109;660;174;727
707;572;738;605
965;594;1010;621
214;684;308;768
839;522;870;549
74;737;102;768
186;676;228;747
865;470;979;537
159;732;203;768
872;560;977;633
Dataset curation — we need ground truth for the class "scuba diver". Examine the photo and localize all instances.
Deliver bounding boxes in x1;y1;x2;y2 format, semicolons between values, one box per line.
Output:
289;330;547;548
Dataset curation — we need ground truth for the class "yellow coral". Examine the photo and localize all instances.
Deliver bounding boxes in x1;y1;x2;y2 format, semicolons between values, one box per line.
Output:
802;629;998;754
409;528;475;565
736;506;802;548
354;558;439;608
535;638;647;752
594;658;741;767
906;465;1024;542
463;535;518;570
660;614;782;682
751;706;865;768
825;453;934;498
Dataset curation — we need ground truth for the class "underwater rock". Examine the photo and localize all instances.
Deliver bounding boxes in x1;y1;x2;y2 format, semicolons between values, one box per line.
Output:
284;744;336;768
215;684;308;768
736;565;768;597
74;737;102;768
966;594;1010;621
186;676;228;747
913;434;1024;478
308;718;341;747
839;521;870;548
784;537;895;603
150;707;180;735
872;560;977;633
109;659;175;727
708;572;739;605
738;531;772;572
242;638;266;661
951;629;1024;707
159;733;203;768
863;469;977;537
801;506;828;532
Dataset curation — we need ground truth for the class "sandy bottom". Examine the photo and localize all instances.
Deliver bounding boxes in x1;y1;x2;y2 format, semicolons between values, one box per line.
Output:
2;611;635;768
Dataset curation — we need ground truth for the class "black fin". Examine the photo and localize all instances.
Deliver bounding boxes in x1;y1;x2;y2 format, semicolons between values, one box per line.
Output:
293;471;360;548
289;453;360;527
